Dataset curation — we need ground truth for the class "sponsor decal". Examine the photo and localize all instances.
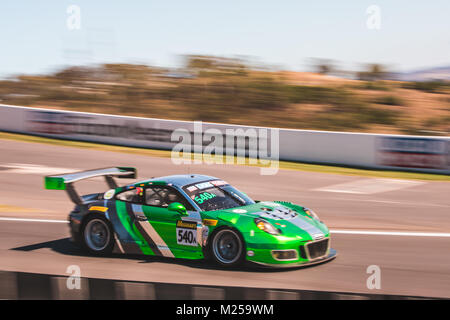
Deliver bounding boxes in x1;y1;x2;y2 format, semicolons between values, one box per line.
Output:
176;220;197;246
186;185;198;192
232;209;247;214
202;219;218;226
211;180;227;186
89;206;108;212
135;187;144;196
256;206;297;220
195;182;213;190
104;189;115;200
176;220;197;229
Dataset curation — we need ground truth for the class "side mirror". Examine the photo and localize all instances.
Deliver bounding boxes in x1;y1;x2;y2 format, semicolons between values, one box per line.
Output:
168;202;188;216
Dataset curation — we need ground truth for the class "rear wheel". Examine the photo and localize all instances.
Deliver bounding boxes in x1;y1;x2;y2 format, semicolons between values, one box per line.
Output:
81;215;114;255
209;228;245;267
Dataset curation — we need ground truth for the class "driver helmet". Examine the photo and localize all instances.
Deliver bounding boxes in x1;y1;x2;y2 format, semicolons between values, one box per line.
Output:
166;192;178;203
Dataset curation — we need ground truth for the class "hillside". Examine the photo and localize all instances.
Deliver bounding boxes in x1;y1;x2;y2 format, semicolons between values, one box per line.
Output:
0;57;449;135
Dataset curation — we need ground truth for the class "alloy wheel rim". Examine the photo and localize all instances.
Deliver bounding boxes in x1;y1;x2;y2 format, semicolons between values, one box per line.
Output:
212;230;242;264
85;219;110;251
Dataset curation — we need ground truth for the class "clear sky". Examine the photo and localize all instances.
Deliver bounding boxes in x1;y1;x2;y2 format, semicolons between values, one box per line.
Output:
1;1;449;77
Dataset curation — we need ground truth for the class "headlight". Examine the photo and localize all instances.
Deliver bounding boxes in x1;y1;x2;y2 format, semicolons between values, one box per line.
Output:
254;218;281;235
304;208;320;221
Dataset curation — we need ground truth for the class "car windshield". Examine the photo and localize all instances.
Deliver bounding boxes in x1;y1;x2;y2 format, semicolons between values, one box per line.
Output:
182;180;255;211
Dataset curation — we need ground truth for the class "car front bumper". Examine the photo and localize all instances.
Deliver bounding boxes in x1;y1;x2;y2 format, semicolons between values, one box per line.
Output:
244;235;336;268
248;248;337;268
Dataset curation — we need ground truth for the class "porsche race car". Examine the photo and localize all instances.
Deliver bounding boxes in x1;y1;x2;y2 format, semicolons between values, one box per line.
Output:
44;167;337;268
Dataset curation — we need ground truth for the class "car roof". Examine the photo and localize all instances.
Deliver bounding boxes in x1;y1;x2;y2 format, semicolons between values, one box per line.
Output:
138;174;218;188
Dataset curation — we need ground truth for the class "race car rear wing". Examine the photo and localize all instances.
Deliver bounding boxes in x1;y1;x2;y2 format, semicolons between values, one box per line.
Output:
44;167;137;205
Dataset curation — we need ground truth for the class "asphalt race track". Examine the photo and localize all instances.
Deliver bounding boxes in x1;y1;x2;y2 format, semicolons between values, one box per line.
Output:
0;138;449;298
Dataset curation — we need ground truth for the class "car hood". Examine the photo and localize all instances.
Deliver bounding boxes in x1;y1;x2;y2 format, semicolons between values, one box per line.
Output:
208;201;329;241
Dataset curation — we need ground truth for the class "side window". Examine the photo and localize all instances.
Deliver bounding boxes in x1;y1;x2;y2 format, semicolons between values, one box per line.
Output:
116;188;143;203
145;187;194;210
145;187;167;207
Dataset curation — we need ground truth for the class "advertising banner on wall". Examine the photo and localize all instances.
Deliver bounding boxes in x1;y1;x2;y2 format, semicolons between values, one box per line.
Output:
0;104;449;174
377;137;449;170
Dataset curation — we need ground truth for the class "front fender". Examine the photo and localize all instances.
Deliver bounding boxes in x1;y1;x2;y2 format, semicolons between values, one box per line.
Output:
217;212;240;224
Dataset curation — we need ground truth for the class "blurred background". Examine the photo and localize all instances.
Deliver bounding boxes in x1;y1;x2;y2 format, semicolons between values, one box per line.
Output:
0;1;449;135
0;1;449;300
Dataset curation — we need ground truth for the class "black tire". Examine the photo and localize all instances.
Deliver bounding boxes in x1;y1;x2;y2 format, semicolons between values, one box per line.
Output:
208;228;246;267
81;215;114;255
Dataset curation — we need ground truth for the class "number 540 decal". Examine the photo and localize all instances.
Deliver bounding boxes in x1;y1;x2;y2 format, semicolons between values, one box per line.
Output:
176;220;198;246
194;192;216;204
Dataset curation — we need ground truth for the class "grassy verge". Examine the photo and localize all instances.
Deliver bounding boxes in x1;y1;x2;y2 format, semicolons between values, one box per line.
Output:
1;131;449;181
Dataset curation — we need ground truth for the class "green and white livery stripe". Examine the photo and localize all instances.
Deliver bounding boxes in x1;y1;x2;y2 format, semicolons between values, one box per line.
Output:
115;201;151;254
289;216;325;239
130;204;175;258
261;204;325;240
114;233;125;253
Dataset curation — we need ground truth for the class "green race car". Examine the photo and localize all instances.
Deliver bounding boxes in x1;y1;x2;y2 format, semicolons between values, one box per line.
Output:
45;167;337;268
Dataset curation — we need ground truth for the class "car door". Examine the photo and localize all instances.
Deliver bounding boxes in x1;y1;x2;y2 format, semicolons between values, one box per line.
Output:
113;187;153;255
140;186;203;259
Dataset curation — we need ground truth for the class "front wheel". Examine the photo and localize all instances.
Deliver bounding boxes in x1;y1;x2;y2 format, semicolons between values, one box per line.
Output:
209;228;245;267
81;215;114;255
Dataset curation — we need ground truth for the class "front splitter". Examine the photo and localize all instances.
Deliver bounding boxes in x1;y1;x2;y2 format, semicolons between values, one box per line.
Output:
249;248;337;269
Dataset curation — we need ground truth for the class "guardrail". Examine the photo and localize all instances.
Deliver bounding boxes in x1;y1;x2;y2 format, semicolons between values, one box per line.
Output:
0;270;437;300
0;104;449;174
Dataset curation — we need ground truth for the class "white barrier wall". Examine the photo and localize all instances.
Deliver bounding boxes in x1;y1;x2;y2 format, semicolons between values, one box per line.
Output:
0;104;449;174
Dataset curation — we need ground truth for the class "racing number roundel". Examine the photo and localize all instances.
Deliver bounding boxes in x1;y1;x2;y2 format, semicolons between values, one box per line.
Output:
176;220;197;246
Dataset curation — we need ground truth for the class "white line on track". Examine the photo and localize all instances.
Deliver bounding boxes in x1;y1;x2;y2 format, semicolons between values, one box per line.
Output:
2;163;77;175
316;178;424;195
0;217;68;223
330;230;450;237
1;216;450;238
